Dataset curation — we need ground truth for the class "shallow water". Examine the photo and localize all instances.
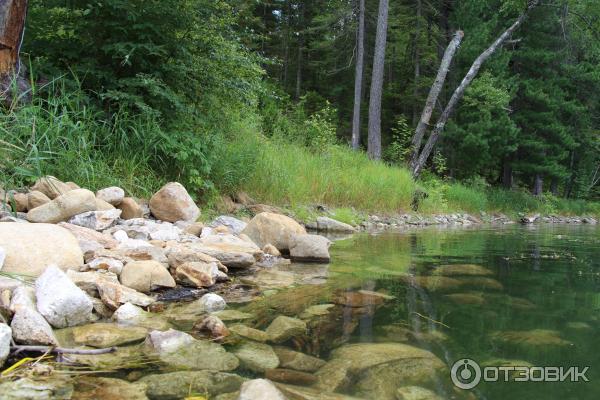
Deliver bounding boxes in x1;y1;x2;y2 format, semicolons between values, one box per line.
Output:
320;224;600;399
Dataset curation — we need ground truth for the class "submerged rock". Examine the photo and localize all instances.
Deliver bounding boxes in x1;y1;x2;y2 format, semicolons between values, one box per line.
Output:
265;368;317;386
232;341;279;372
153;339;239;371
113;303;171;331
149;182;200;223
443;292;485;306
74;377;147;400
0;222;84;276
273;346;326;372
36;265;93;328
138;371;245;400
266;316;307;343
0;377;74;400
229;324;269;342
396;386;444;400
432;264;493;277
145;329;195;353
194;315;230;339
489;329;572;349
243;212;307;252
71;322;147;348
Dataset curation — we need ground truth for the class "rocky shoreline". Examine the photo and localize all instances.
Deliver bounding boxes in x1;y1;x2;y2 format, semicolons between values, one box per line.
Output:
0;176;597;399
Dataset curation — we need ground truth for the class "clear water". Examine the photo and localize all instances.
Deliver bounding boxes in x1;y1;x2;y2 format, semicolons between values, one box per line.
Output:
311;224;600;399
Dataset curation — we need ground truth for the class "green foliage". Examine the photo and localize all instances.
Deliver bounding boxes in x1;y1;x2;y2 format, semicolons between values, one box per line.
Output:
383;116;413;165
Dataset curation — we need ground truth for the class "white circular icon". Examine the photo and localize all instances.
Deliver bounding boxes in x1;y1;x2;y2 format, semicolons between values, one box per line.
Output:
451;358;482;390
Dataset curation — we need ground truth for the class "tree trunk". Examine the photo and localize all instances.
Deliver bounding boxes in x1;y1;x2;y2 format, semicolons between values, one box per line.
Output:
411;0;539;178
295;3;304;99
409;30;463;171
0;0;28;100
351;0;366;150
550;177;559;196
532;174;543;196
412;0;422;125
367;0;389;160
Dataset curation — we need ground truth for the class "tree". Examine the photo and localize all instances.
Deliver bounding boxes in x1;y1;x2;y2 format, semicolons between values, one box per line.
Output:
0;0;28;101
367;0;389;160
410;0;540;178
351;0;365;150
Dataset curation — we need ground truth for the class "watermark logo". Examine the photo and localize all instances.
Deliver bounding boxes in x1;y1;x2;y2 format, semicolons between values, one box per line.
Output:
450;359;589;389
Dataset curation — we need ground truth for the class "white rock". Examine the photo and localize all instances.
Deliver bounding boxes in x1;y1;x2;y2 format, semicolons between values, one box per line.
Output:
199;293;226;313
96;187;125;206
11;307;58;345
0;246;5;270
68;209;122;231
35;265;94;328
238;379;287;400
316;216;356;233
145;329;195;353
113;229;153;249
289;234;331;263
0;324;11;367
10;286;36;312
210;216;247;235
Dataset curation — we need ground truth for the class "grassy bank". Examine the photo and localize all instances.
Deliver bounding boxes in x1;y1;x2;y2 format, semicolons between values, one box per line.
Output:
1;89;599;219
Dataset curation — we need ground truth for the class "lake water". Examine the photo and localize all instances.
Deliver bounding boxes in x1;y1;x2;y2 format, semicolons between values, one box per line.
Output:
300;224;600;399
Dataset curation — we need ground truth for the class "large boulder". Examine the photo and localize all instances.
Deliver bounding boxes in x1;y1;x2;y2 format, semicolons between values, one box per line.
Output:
27;189;97;224
196;234;261;268
36;265;94;328
120;260;176;293
31;176;72;199
0;223;83;276
289;234;331;263
242;212;306;252
149;182;200;222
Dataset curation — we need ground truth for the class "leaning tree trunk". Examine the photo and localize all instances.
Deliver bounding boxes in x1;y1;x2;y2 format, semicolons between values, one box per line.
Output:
0;0;28;103
411;0;539;178
351;0;366;150
409;30;463;171
367;0;389;160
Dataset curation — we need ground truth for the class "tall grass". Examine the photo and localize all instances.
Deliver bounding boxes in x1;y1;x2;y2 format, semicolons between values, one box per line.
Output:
244;140;416;212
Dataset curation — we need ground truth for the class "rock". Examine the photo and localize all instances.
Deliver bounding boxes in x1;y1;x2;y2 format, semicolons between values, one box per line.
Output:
234;192;255;206
9;286;36;312
151;338;239;371
0;246;4;270
27;189;97;224
11;192;28;212
194;315;230;339
120;260;176;293
210;216;248;235
68;209;121;231
0;323;11;366
139;371;245;400
316;217;356;233
149;182;200;222
243;212;307;252
265;369;317;386
88;257;124;275
196;234;261;268
263;244;281;257
58;222;118;254
31;176;72;199
97;281;155;309
0;222;84;276
444;292;486;305
396;386;443;400
11;307;58;345
0;377;73;400
96;187;125;206
70;322;147;347
298;304;335;319
145;329;195;353
238;379;287;400
174;261;220;287
66;269;120;296
213;310;254;322
181;221;204;236
275;384;363;400
272;347;325;372
95;198;116;211
113;303;171;330
334;290;393;308
118;197;144;220
232;341;279;372
199;293;227;313
165;244;225;269
289;234;331;263
36;265;93;328
489;329;572;349
247;204;282;216
229;324;269;342
432;264;493;277
314;343;446;394
74;377;148;400
27;190;51;210
266;316;306;343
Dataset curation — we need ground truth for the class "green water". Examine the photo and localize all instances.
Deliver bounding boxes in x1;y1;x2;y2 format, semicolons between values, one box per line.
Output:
319;224;600;399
